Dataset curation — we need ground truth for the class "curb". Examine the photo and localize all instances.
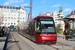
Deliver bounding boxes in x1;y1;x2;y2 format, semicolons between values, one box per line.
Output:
3;33;9;50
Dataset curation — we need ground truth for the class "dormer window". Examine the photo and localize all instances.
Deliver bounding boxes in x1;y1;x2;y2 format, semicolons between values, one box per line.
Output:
73;11;74;14
72;16;74;18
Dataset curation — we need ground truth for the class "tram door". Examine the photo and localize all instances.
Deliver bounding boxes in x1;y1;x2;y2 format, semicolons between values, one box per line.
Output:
28;22;34;39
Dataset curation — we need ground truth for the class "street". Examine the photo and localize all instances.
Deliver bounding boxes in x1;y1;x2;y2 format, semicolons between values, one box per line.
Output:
6;32;75;50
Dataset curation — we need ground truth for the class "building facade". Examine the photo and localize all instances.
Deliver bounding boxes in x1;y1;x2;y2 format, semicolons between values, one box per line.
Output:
52;11;64;31
0;5;26;27
66;10;75;18
65;10;75;29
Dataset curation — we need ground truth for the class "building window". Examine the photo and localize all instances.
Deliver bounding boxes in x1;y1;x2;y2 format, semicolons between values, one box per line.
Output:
8;23;10;25
18;17;19;19
14;23;15;25
14;10;16;12
18;11;19;13
8;17;10;19
14;20;16;21
1;8;3;11
11;10;13;12
20;18;22;19
18;14;19;16
2;22;4;24
5;17;7;19
14;17;16;19
0;8;1;11
5;19;7;21
14;14;15;16
11;23;13;25
11;20;13;21
4;9;6;11
23;18;25;19
9;13;10;15
5;23;7;25
11;17;13;19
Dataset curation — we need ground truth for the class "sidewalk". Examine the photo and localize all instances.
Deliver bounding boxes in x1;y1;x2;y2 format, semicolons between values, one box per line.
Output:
0;35;7;50
57;36;75;47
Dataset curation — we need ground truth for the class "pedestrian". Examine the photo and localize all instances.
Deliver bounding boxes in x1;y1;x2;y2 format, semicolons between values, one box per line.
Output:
1;27;5;36
0;27;5;36
4;26;8;36
9;28;11;33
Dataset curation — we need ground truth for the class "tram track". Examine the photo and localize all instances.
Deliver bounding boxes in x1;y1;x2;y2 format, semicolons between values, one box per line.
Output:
6;32;20;50
10;32;74;50
16;32;59;50
49;45;59;50
37;43;59;50
11;32;22;50
12;32;34;50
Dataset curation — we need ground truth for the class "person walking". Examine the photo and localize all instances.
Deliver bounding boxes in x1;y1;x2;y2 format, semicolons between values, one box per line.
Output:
8;28;11;33
0;27;4;36
4;26;8;36
1;27;4;36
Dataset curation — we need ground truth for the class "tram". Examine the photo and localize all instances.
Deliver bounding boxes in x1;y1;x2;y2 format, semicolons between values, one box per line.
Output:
58;18;75;40
18;16;57;44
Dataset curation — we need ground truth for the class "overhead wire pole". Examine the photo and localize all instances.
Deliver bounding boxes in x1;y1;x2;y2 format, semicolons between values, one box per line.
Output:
24;0;32;20
30;0;32;19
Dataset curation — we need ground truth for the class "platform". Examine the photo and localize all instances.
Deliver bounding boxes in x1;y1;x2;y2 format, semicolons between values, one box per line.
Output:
0;36;7;50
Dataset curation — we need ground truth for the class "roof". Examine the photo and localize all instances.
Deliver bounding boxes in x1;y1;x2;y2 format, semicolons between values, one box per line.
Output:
66;10;75;17
34;16;53;20
57;18;75;21
71;10;75;15
0;5;25;10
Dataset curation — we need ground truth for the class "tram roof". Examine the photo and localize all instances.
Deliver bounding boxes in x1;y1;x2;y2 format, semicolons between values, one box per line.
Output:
34;16;53;20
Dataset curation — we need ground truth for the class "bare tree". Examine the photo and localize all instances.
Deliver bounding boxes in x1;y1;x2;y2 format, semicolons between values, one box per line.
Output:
0;11;3;26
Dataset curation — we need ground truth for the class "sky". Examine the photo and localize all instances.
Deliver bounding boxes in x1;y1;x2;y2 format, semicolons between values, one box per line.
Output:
0;0;75;18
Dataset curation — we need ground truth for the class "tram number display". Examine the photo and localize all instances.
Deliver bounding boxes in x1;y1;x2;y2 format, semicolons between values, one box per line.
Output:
37;18;53;21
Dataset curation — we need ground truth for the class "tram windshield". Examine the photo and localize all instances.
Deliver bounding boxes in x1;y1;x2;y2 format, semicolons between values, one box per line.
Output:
35;18;56;34
41;21;55;33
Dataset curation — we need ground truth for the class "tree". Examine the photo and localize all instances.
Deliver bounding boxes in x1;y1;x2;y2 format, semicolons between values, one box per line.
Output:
56;23;63;34
0;11;3;26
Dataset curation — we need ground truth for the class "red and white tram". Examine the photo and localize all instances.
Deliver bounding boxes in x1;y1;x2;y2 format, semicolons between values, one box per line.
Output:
18;16;57;44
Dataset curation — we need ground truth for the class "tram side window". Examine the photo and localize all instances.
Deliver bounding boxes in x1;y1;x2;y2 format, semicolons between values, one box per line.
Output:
18;27;20;32
27;23;30;34
35;21;41;33
30;22;34;35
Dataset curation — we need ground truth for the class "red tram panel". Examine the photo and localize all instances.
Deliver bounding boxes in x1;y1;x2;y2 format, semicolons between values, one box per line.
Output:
18;16;57;44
